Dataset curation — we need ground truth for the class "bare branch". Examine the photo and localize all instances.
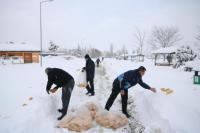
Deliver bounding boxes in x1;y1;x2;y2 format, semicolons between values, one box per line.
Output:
134;28;146;54
149;26;182;48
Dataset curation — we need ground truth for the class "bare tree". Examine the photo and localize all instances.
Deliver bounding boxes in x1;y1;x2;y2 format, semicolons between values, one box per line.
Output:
149;26;182;48
75;44;82;57
89;48;102;58
122;45;128;60
134;28;145;54
195;26;200;41
122;45;128;55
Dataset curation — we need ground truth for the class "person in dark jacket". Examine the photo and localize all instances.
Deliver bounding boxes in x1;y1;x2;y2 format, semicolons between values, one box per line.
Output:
45;68;75;120
96;58;101;67
105;66;156;118
83;54;95;96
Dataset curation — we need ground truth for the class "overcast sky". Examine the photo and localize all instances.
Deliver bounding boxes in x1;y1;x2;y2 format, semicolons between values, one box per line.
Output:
0;0;200;51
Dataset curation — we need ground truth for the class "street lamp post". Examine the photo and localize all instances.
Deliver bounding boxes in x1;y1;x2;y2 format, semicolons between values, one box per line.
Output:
40;0;53;67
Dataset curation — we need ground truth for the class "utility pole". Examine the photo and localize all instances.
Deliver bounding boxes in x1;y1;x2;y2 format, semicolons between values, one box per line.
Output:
40;0;53;67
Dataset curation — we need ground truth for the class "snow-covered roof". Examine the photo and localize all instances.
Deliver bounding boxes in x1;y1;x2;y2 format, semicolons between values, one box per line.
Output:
0;43;40;52
152;46;177;54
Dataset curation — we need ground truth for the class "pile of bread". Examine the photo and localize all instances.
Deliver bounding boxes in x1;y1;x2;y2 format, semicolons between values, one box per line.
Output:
161;88;173;95
57;102;128;132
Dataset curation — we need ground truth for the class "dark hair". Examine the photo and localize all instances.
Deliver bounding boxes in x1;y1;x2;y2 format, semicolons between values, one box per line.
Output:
138;66;146;71
85;54;90;59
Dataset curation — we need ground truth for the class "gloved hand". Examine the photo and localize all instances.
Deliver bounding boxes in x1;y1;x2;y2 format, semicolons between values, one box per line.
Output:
150;88;156;93
120;90;125;96
50;87;58;93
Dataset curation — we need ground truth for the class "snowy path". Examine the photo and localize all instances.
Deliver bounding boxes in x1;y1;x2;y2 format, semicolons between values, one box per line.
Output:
99;62;147;133
67;63;132;133
94;65;111;101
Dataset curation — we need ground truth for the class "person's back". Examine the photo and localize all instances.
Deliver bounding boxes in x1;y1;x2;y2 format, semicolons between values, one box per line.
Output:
116;69;150;90
86;58;95;80
47;68;74;87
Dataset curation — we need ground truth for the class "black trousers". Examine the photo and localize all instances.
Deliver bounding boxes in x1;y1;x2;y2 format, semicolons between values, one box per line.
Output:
62;79;75;114
86;79;94;95
105;79;128;113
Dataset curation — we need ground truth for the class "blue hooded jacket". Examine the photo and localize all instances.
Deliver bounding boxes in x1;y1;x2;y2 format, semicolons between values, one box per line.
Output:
117;69;150;90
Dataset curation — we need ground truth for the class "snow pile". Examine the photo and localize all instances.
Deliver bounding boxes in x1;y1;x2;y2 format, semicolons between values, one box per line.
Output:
57;102;128;132
64;56;77;60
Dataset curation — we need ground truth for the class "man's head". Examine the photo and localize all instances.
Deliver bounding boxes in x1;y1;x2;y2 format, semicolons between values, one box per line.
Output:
85;54;90;60
45;67;51;74
138;66;146;76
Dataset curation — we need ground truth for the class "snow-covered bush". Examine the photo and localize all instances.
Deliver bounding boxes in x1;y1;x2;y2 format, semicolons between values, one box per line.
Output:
48;41;59;53
173;45;197;68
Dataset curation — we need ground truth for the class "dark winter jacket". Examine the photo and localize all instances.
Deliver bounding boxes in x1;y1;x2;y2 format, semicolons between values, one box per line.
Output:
46;68;74;92
85;58;95;81
116;69;150;90
96;58;101;64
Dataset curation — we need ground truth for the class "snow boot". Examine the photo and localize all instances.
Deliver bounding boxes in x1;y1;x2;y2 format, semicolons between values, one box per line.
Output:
89;93;95;96
105;107;109;111
122;111;131;118
57;112;66;120
86;92;90;95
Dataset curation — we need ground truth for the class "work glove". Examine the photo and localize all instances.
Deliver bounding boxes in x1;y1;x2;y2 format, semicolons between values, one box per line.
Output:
50;87;57;93
149;88;156;93
120;90;125;96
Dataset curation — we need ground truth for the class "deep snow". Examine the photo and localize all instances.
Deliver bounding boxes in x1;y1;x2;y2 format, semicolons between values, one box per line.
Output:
0;56;200;133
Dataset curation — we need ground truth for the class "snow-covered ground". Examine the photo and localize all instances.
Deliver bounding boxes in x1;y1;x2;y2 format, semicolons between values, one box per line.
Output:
0;56;200;133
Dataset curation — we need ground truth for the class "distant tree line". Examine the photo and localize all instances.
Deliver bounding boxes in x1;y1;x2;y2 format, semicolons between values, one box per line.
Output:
46;25;200;58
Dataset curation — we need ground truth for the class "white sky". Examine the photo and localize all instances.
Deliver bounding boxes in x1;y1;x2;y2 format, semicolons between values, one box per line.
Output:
0;0;200;51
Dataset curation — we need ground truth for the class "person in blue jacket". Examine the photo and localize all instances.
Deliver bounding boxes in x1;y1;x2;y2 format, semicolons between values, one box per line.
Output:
105;66;156;118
